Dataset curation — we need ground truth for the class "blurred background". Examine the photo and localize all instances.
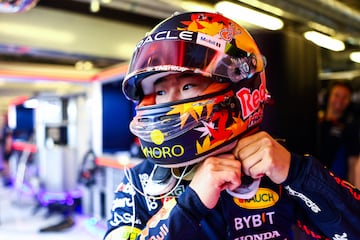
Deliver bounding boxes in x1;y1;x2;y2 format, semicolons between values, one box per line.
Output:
0;0;359;239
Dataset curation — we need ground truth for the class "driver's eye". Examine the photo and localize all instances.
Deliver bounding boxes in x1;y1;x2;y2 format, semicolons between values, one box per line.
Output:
156;90;165;96
183;84;195;90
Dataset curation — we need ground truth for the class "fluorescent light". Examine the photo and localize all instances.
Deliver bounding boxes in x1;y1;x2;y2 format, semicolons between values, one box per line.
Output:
90;0;100;13
215;1;284;30
75;61;94;71
304;31;345;51
350;51;360;63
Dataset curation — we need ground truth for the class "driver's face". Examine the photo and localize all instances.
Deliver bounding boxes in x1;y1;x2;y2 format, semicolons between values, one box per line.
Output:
154;74;213;104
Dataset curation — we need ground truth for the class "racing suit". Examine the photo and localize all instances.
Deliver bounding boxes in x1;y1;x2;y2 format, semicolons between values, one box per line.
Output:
104;153;360;240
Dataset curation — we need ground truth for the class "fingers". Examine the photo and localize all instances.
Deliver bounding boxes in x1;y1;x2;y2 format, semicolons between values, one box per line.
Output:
233;132;269;177
233;131;264;159
190;154;242;208
203;154;242;189
208;154;240;171
232;131;291;184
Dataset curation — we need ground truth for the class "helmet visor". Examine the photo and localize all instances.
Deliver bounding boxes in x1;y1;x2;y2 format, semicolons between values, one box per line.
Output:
124;30;263;100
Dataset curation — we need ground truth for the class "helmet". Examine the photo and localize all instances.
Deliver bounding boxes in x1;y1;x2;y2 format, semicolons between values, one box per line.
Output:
123;12;269;168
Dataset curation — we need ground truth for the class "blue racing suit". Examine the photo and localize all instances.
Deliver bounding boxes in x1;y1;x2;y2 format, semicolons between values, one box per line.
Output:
104;153;360;239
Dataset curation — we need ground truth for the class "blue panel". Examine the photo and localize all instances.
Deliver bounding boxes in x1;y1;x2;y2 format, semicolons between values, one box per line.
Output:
102;81;135;153
15;105;34;140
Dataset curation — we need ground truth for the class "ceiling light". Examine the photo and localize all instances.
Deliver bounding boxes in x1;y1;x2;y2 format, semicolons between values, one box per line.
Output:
75;61;94;71
90;0;100;13
350;51;360;63
303;31;345;51
215;1;284;30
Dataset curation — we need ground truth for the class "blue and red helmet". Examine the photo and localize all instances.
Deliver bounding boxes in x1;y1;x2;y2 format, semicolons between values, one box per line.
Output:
123;12;269;167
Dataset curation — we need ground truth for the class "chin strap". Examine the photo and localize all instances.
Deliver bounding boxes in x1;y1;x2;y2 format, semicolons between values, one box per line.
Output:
124;164;190;200
144;164;199;196
226;175;261;199
143;165;177;196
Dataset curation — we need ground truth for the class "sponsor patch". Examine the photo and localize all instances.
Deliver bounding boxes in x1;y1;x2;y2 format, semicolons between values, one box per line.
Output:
196;32;226;52
234;188;279;209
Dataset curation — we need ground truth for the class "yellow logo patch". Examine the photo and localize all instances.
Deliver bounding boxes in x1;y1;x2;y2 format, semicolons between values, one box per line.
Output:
106;226;141;240
150;129;165;145
234;188;279;209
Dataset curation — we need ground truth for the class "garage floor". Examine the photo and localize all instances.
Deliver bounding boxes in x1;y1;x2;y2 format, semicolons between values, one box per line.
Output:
0;184;106;240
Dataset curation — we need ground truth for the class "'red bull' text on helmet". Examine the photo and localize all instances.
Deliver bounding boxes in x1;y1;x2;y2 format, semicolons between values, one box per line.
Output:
123;12;269;168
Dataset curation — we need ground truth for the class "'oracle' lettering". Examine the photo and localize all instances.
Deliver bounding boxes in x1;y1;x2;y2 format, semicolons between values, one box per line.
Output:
136;31;194;49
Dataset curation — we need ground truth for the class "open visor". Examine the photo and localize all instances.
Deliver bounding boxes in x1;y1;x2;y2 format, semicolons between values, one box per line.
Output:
123;30;265;101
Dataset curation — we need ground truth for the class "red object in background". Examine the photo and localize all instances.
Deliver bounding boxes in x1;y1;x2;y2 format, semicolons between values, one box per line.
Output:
12;141;37;153
9;96;28;106
95;157;136;169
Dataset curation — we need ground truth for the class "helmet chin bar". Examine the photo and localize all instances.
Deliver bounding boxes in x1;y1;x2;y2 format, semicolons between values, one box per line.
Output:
226;176;261;199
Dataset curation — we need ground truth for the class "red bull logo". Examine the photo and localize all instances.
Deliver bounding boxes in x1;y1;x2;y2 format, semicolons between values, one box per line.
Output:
237;82;266;120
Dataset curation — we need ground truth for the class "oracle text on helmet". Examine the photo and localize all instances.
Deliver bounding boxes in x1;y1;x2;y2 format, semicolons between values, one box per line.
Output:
136;31;194;49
